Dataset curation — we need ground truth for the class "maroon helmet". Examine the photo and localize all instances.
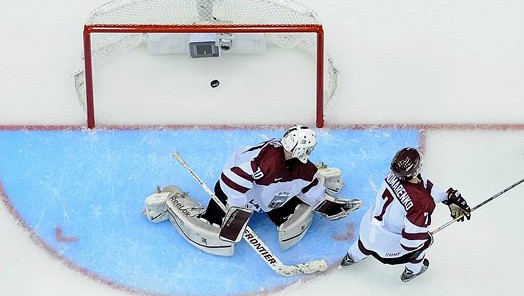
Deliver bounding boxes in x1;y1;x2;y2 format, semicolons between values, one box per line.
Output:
390;147;423;180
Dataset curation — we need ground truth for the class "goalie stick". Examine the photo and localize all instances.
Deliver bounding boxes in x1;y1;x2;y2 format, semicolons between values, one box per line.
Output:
172;151;328;276
431;177;524;235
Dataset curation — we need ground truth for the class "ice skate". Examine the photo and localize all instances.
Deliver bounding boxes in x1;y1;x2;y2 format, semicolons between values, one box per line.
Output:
401;259;429;282
339;253;356;268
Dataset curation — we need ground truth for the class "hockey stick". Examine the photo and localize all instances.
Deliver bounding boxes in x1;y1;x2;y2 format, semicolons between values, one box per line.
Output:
431;177;524;235
172;151;328;276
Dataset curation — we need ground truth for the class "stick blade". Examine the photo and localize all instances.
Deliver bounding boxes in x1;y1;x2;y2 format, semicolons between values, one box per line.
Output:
276;259;328;276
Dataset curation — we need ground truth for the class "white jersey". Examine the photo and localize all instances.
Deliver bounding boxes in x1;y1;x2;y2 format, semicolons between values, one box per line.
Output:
219;139;326;212
358;171;447;259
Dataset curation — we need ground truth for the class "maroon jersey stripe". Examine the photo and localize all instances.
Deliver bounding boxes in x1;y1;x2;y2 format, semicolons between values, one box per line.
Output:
401;229;430;241
220;173;249;194
231;166;253;182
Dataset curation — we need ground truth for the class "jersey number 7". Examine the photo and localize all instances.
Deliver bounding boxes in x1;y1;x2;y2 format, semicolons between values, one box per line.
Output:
374;189;394;222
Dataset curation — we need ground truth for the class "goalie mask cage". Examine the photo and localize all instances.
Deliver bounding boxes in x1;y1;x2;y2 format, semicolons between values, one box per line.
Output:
76;0;339;128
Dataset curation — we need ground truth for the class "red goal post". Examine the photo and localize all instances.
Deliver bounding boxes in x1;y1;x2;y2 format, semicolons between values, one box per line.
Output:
75;0;339;128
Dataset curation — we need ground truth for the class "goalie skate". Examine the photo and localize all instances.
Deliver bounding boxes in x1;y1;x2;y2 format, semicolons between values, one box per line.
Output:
147;185;235;256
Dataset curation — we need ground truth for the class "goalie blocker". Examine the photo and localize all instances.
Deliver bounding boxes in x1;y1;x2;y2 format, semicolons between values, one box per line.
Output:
219;207;253;243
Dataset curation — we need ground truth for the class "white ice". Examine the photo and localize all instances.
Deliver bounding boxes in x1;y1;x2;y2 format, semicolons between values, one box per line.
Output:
1;0;524;295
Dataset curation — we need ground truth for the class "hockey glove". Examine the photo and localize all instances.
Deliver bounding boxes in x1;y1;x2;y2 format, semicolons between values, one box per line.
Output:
315;195;361;220
443;188;471;222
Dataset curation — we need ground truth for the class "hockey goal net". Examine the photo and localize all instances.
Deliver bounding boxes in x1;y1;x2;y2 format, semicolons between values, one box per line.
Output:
75;0;339;128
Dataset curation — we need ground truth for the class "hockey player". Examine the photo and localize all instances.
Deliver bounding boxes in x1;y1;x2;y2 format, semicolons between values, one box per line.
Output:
339;147;472;282
200;125;362;247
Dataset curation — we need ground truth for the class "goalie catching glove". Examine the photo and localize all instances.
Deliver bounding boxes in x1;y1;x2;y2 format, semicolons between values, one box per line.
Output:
314;195;361;220
443;188;471;222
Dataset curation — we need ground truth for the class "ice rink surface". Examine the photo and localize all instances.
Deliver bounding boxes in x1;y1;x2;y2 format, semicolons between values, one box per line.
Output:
1;0;524;296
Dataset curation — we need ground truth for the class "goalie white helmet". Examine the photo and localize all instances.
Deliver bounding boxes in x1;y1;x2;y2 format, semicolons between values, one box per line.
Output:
281;125;317;163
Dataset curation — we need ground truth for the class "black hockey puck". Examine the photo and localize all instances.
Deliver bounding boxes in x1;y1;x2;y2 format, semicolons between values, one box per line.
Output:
210;80;220;88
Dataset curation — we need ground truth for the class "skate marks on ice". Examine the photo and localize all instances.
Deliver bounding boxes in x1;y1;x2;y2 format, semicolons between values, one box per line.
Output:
0;128;419;296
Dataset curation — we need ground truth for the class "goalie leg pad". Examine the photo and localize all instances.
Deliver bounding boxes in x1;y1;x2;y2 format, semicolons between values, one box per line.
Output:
219;206;253;243
278;203;314;250
163;185;235;256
